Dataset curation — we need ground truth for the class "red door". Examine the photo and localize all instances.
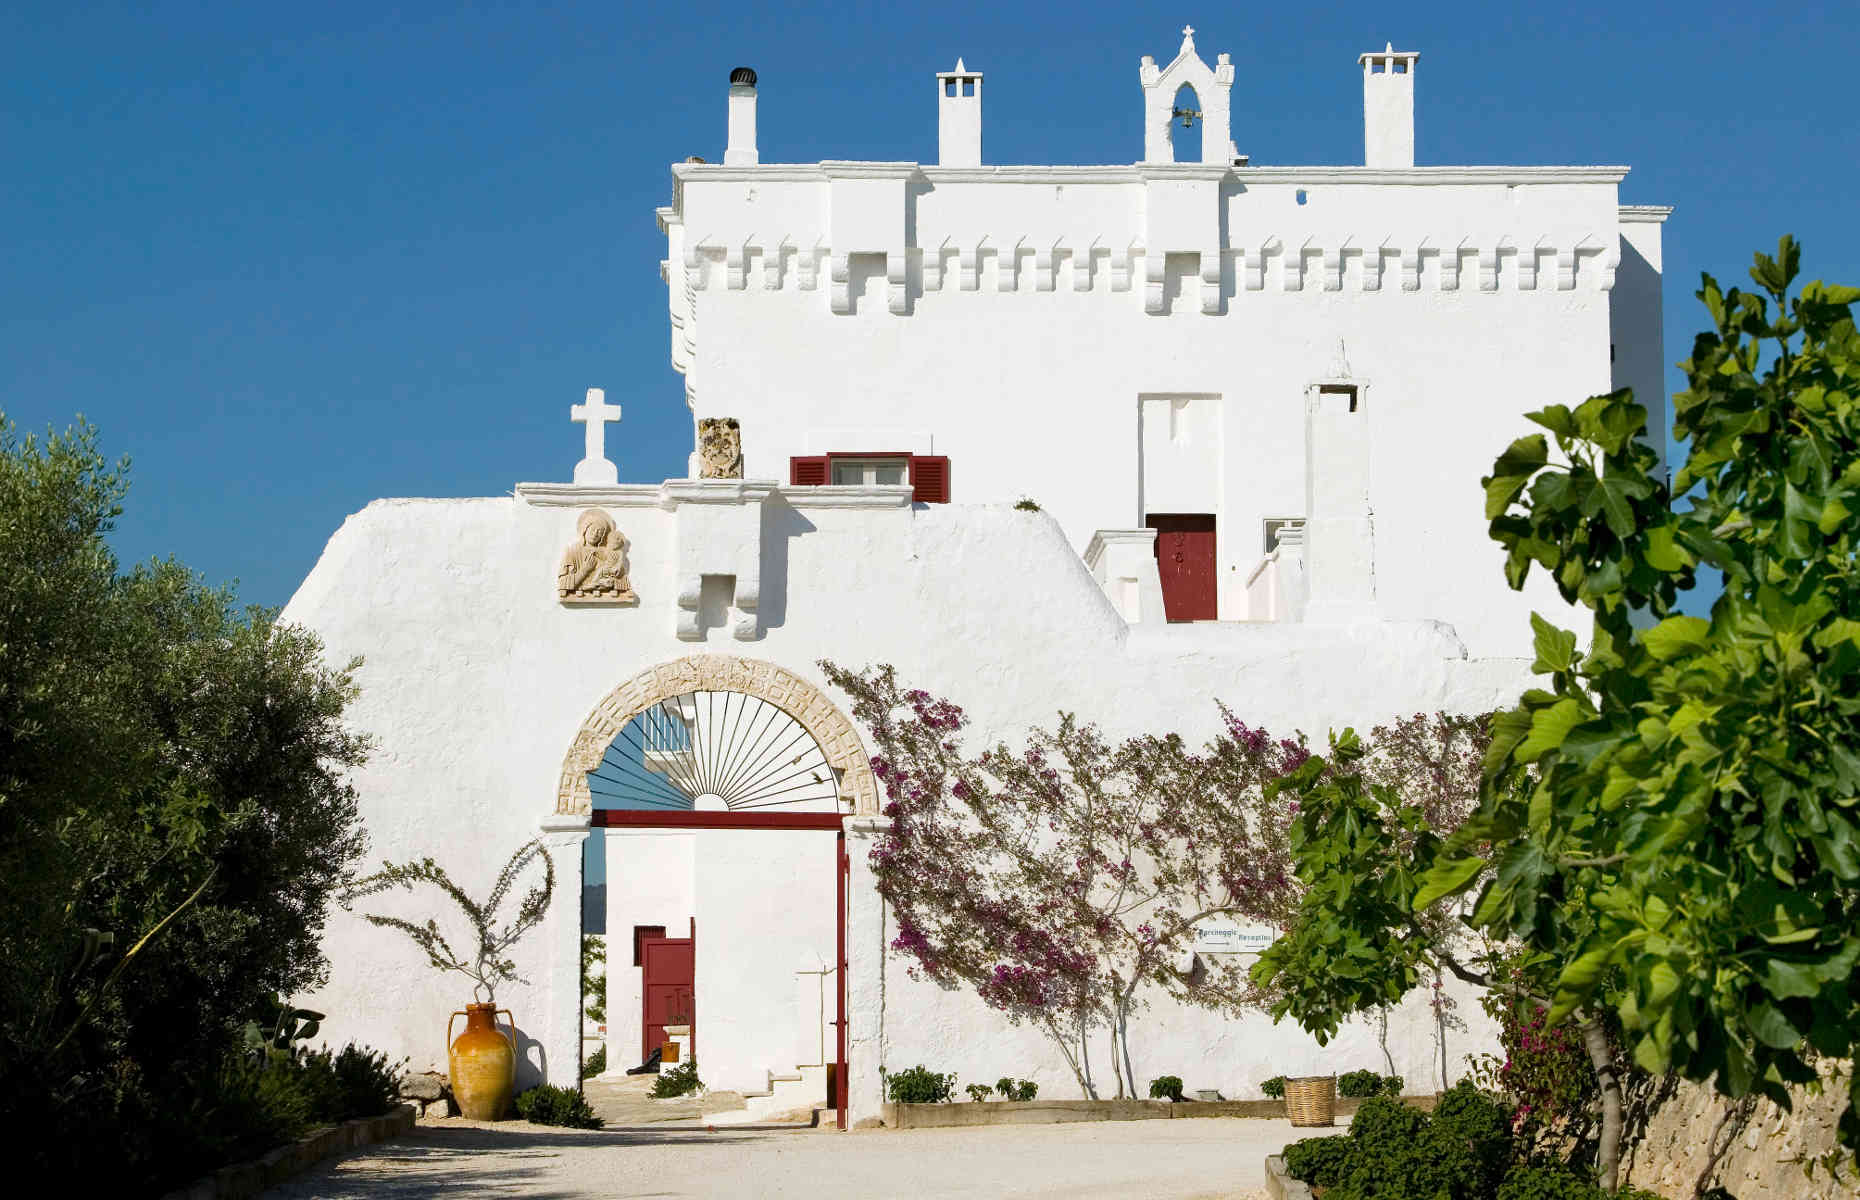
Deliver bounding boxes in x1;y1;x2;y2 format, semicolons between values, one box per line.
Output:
641;936;694;1061
1148;514;1217;621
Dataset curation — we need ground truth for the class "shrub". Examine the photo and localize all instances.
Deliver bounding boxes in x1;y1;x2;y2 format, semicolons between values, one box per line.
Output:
1428;1081;1513;1199
514;1084;603;1129
1284;1082;1528;1200
884;1064;956;1104
650;1059;701;1099
1494;1165;1606;1200
996;1077;1038;1102
1261;1075;1286;1099
582;1045;606;1080
328;1044;403;1120
1148;1075;1184;1101
965;1083;993;1102
1282;1134;1354;1188
1013;498;1041;511
1339;1069;1406;1098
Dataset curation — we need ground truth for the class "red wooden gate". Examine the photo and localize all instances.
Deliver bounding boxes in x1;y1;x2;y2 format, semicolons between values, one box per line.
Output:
640;935;695;1061
1147;514;1217;621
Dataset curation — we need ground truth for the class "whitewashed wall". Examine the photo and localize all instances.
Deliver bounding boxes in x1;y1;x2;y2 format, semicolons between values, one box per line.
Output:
664;166;1667;656
282;487;1531;1121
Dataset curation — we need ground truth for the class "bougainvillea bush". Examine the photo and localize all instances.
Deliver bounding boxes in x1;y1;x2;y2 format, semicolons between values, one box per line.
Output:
823;661;1313;1099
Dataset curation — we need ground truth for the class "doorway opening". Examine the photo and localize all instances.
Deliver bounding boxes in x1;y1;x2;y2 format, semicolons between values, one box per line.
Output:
1147;513;1217;621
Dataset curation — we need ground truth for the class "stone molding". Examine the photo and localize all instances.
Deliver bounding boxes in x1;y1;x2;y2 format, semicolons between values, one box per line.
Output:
670;162;1630;186
555;654;880;817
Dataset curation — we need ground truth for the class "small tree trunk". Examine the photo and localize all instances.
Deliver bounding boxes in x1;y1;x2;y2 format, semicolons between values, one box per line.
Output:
1042;1015;1095;1100
1117;996;1138;1100
1377;1007;1396;1076
1579;1013;1624;1191
1437;1005;1449;1092
1077;1018;1098;1100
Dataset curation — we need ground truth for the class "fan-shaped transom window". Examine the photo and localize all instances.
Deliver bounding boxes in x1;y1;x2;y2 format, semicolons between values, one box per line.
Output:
588;690;844;813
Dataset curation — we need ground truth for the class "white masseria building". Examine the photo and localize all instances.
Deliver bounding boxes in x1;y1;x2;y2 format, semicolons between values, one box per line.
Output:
284;29;1670;1127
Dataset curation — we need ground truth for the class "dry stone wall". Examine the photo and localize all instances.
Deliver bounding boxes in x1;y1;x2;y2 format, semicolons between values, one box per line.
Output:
1621;1061;1857;1199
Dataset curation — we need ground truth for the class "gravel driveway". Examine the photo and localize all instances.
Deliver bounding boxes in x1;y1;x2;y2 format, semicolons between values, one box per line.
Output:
262;1114;1323;1198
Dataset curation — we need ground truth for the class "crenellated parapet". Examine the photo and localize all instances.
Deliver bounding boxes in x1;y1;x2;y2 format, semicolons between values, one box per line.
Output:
665;162;1631;332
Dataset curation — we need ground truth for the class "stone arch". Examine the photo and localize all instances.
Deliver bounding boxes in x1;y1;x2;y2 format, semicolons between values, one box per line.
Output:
556;654;879;816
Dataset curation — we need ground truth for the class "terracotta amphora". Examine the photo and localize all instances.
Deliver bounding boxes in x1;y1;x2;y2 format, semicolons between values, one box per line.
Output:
448;1003;516;1119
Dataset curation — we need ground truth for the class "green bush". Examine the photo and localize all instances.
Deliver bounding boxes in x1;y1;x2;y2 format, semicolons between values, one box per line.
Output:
1338;1069;1404;1098
1495;1165;1606;1200
514;1084;604;1129
1286;1088;1515;1200
1148;1075;1185;1101
1338;1096;1449;1200
650;1058;702;1099
1428;1081;1514;1199
996;1077;1038;1102
965;1083;992;1102
582;1045;606;1080
1282;1134;1354;1188
1261;1075;1286;1099
884;1064;956;1104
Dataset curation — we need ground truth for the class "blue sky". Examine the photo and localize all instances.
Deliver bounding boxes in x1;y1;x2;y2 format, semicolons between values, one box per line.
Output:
4;0;1856;610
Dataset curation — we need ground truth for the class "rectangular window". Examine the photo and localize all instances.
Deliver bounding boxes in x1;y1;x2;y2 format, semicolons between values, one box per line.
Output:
790;453;951;503
831;457;908;486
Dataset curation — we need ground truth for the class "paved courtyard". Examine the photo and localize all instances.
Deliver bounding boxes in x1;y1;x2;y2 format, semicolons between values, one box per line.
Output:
262;1113;1323;1198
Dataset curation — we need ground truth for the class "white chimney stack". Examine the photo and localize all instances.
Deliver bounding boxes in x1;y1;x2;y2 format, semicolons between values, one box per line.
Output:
1359;44;1418;168
936;59;982;167
725;66;758;166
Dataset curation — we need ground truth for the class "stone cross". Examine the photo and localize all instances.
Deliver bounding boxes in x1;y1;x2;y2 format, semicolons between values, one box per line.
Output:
571;388;621;485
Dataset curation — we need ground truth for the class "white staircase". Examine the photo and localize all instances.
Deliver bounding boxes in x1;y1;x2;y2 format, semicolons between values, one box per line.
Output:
704;1063;829;1124
703;964;837;1125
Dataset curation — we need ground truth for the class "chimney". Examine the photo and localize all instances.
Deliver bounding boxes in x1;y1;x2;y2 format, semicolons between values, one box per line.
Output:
1358;44;1418;167
725;66;758;166
936;59;982;166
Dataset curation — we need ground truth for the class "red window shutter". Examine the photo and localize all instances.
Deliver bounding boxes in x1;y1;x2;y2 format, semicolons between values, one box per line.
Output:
909;455;950;504
790;456;828;486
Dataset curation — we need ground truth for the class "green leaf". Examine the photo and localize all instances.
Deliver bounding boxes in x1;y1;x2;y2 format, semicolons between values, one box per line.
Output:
1549;944;1612;1022
1530;613;1578;674
1485;435;1549;519
1517;699;1584;762
1641;615;1711;661
1644;523;1693;572
1413;855;1486;912
1763;959;1825;1000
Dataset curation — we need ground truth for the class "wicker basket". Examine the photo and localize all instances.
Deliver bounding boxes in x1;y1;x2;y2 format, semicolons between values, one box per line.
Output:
1283;1075;1336;1127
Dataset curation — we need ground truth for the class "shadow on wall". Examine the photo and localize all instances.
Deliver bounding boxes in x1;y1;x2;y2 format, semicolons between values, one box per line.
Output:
513;1018;548;1093
757;495;815;633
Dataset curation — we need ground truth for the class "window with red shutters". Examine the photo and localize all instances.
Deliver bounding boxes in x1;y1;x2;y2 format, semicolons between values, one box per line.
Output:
908;455;950;504
787;453;951;503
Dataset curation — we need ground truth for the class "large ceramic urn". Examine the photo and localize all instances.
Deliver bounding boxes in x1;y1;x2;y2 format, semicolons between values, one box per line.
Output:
448;1003;516;1119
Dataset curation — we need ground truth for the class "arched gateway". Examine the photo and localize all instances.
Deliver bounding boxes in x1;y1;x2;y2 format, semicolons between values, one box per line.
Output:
554;654;877;1129
555;654;879;817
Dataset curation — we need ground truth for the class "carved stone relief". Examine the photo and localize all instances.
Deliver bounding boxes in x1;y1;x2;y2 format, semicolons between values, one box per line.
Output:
697;417;743;479
557;508;637;604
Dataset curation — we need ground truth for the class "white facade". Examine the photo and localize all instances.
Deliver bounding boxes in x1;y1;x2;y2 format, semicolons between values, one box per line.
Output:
282;29;1670;1128
663;28;1669;654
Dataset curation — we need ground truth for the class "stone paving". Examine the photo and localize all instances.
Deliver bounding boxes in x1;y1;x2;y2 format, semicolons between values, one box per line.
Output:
261;1112;1303;1198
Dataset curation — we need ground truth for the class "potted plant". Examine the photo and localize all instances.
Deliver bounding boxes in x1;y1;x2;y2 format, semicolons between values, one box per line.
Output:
342;839;554;1120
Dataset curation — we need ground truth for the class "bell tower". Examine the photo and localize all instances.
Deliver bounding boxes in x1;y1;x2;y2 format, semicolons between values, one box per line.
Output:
1138;26;1236;165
